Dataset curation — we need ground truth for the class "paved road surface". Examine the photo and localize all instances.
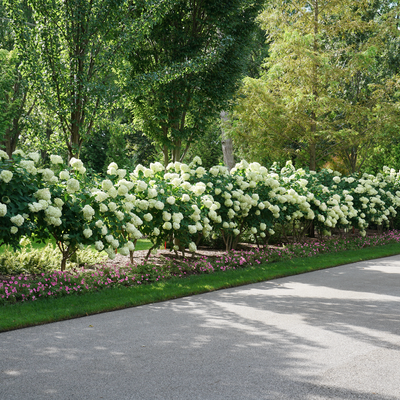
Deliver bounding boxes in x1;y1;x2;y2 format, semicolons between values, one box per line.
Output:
1;256;400;399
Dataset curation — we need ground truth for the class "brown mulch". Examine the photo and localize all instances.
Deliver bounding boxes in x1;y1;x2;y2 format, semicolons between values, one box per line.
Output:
94;247;232;269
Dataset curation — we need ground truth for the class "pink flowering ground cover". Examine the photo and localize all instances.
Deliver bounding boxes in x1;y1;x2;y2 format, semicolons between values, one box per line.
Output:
1;230;400;305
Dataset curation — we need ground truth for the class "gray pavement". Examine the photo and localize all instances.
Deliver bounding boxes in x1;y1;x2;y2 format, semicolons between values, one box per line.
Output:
1;256;400;400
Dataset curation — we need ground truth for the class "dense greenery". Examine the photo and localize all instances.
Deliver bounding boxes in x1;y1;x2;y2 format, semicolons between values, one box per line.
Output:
228;0;400;173
1;1;399;171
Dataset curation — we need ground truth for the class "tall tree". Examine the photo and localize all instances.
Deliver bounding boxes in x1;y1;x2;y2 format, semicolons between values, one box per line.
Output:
229;0;400;172
126;0;264;166
0;2;35;156
5;0;130;159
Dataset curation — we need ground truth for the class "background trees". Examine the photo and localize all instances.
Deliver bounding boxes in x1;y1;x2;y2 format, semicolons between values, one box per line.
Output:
5;0;129;160
228;0;400;173
1;1;400;174
0;2;35;156
126;0;265;166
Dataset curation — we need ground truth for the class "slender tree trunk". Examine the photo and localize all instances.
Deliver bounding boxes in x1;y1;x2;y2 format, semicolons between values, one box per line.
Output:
163;144;169;167
3;120;20;158
220;111;235;171
40;125;52;162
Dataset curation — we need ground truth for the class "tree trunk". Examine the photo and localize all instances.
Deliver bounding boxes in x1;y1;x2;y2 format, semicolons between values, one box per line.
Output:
163;144;169;168
220;111;235;171
40;125;52;162
61;254;67;272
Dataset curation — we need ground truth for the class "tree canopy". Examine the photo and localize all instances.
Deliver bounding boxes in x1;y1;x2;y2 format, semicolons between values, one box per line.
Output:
228;0;400;172
126;0;265;166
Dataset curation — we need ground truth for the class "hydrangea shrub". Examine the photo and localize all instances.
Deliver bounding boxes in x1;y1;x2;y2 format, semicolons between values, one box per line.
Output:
2;149;400;270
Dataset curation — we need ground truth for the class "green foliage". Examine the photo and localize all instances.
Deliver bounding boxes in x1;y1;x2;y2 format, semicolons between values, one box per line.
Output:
127;0;265;165
184;120;223;170
0;48;33;156
229;0;400;172
0;242;107;275
5;0;127;159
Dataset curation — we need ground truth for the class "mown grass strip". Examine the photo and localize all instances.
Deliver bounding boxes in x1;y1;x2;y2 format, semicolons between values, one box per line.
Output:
1;243;400;332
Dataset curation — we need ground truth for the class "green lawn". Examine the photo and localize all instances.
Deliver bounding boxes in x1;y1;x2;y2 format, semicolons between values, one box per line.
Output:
1;242;400;333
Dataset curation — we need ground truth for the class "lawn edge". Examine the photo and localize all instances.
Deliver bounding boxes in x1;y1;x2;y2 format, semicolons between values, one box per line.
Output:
1;243;400;333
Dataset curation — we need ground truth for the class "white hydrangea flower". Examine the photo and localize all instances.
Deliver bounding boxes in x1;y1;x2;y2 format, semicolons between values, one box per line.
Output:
41;168;55;182
147;188;157;198
118;246;129;256
192;182;206;196
0;150;9;160
108;162;118;171
115;211;125;221
144;213;153;222
105;247;116;260
94;191;108;202
188;225;197;234
0;170;13;183
173;222;180;230
150;162;164;173
45;206;62;218
116;169;127;179
34;188;51;201
82;205;95;220
20;160;37;175
11;226;18;234
154;201;164;210
166;196;175;205
127;241;135;251
50;155;63;164
101;179;113;191
59;170;70;180
188;242;197;252
27;152;40;163
83;228;93;238
163;222;172;230
0;203;7;216
137;180;148;191
12;149;25;157
131;214;143;226
108;187;118;198
116;185;128;196
162;211;172;221
69;157;84;170
144;169;154;178
108;202;117;212
123;202;134;212
94;241;104;251
100;203;108;213
172;212;184;223
11;214;24;226
181;193;190;202
67;178;80;193
153;227;160;236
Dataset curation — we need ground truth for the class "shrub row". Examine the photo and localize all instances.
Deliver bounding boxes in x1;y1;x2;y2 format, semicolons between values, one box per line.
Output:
1;149;400;270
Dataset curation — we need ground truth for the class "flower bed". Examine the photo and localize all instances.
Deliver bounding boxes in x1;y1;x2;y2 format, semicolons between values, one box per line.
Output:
2;230;400;305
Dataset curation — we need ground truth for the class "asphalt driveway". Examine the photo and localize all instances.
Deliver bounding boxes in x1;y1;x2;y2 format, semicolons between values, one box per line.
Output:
1;255;400;399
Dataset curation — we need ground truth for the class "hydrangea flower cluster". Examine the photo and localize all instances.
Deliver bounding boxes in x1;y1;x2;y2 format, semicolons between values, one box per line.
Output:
2;151;400;269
